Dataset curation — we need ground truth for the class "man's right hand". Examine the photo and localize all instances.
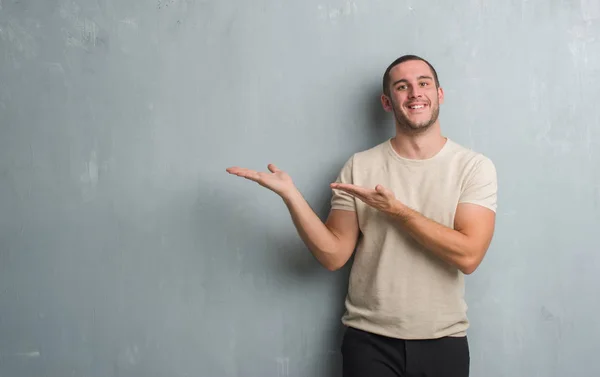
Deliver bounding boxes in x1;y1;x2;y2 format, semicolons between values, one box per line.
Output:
226;163;359;271
226;164;297;199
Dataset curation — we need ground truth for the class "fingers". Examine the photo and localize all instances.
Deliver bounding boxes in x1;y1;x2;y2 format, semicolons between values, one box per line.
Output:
332;183;392;201
226;167;249;175
227;164;282;176
225;167;260;181
330;182;347;189
331;183;368;196
226;164;283;184
331;184;368;202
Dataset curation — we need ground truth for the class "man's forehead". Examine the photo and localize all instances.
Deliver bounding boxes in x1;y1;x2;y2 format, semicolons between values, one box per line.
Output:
389;60;434;80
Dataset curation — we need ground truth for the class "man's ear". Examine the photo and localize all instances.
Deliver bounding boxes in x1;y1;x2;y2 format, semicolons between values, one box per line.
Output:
438;87;445;105
381;94;393;112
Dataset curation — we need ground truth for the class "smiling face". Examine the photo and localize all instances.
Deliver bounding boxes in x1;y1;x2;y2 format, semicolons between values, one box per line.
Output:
381;59;444;134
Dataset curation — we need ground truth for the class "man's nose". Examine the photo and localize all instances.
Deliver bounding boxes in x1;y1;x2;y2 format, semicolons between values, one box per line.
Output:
408;86;423;98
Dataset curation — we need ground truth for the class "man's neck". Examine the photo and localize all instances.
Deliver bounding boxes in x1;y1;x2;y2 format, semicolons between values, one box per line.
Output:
390;123;447;160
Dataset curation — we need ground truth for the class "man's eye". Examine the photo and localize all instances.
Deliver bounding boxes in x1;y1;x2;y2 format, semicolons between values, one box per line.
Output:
420;82;428;87
397;85;407;90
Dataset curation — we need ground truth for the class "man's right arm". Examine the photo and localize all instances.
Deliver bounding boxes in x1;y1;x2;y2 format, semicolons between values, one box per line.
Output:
282;188;359;271
225;163;358;270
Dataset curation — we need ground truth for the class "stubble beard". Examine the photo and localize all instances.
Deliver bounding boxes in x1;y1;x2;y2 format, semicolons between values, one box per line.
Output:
392;99;440;135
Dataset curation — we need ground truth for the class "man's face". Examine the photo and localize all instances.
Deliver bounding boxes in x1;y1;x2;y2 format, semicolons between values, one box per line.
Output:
382;60;444;134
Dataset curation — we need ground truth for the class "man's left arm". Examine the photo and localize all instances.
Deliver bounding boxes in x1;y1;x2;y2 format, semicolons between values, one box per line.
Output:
330;156;498;275
391;157;498;274
389;202;495;274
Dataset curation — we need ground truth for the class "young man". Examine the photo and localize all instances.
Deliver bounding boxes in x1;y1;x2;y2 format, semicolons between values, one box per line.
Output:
226;55;497;377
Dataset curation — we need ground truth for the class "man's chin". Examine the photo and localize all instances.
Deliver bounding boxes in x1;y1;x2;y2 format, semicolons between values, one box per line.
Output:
394;108;439;134
403;114;431;127
400;120;434;133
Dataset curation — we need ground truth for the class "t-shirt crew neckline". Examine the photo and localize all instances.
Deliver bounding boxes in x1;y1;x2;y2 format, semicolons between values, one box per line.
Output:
386;137;453;165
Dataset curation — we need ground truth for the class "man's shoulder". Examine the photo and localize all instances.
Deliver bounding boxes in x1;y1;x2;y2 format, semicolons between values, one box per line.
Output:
446;139;495;168
347;139;391;162
445;139;497;184
335;140;390;179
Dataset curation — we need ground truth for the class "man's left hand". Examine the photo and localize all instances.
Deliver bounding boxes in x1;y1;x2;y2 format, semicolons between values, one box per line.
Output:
330;182;402;215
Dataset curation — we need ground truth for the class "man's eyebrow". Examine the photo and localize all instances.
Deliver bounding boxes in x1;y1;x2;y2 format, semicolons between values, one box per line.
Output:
392;75;434;86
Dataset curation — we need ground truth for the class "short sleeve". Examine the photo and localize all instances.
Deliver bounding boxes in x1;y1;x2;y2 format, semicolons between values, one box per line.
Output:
330;156;356;211
458;156;498;212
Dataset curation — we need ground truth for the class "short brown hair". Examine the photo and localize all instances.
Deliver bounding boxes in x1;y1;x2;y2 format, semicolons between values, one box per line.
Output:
382;55;440;96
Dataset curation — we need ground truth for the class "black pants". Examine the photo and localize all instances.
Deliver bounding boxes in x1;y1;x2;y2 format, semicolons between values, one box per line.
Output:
341;326;470;377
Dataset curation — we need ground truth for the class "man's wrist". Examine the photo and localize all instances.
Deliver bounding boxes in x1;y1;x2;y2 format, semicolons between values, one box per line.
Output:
281;187;302;204
388;199;411;222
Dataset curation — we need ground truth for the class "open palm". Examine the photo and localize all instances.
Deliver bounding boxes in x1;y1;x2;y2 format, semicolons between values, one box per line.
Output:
226;164;295;197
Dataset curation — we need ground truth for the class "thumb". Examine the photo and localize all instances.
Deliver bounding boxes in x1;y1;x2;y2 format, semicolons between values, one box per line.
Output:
268;164;280;173
375;184;390;195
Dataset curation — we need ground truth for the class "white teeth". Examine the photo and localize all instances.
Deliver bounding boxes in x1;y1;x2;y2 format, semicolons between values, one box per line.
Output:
410;105;424;109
